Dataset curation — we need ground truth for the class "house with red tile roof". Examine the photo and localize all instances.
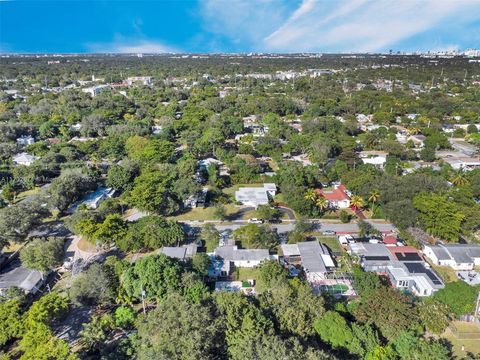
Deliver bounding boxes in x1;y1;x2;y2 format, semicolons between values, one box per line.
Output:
316;184;351;209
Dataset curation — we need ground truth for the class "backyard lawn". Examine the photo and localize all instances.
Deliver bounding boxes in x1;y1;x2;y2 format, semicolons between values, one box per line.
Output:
311;234;343;252
442;321;480;357
235;267;266;293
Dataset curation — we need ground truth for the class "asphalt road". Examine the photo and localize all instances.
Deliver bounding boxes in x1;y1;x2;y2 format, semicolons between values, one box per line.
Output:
184;219;396;234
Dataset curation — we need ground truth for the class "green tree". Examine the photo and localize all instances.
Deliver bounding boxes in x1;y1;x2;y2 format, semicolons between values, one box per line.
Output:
255;205;281;222
69;263;116;306
191;253;210;277
200;223;220;252
121;215;184;251
0;299;23;346
20;237;64;273
354;286;418;340
417;297;450;335
93;214;128;246
413;193;465;241
106;160;139;192
121;254;183;301
129;170;179;215
136;294;222;360
233;224;277;250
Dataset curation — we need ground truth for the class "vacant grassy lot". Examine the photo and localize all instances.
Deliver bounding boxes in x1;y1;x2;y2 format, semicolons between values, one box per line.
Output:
431;264;458;283
442;321;480;357
168;204;239;221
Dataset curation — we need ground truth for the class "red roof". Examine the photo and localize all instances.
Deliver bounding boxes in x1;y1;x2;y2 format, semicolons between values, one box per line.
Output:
387;246;419;257
383;236;398;245
316;184;350;201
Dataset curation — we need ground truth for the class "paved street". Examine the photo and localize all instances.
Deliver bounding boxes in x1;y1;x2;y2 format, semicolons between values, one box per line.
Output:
181;219;396;234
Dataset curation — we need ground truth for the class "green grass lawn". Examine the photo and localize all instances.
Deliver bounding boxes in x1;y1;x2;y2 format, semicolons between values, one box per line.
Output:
13;187;41;203
311;234;343;252
168;204;239;221
235;267;266;293
442;321;480;357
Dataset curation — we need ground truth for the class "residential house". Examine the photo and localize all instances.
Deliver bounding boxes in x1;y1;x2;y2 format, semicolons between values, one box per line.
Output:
448;138;478;156
184;188;208;209
126;76;152;86
80;187;115;209
281;241;335;282
82;85;110;97
349;243;444;296
208;245;276;278
437;151;480;171
12;153;39;166
16;135;35;146
359;150;388;168
0;264;44;295
159;243;198;261
235;183;277;208
423;244;480;271
407;135;426;148
316;184;351;209
197;158;230;176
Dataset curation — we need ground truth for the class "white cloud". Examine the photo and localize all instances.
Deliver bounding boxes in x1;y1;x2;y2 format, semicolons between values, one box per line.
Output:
85;37;176;53
263;0;480;52
200;0;293;47
200;0;480;52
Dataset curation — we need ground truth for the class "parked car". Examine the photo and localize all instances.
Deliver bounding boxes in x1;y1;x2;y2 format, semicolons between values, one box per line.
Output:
247;218;264;224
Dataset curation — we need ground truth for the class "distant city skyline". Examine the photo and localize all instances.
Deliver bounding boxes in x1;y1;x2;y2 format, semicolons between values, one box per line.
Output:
1;0;480;54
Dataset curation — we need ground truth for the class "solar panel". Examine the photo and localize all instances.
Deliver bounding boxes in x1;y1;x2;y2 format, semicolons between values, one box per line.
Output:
395;252;422;261
364;256;390;261
404;262;442;285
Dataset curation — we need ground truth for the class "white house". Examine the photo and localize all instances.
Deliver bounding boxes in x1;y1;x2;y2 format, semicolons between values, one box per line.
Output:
208;245;276;278
359;151;388;168
126;76;152;86
80;187;115;209
423;244;480;271
235;183;277;208
82;85;110;97
12;153;39;166
16;135;35;146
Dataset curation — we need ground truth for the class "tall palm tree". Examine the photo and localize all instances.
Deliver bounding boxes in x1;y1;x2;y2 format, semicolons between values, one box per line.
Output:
368;190;380;215
315;195;329;211
350;195;365;211
451;172;469;186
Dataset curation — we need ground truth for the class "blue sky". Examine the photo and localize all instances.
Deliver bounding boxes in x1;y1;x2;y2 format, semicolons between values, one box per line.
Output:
1;0;480;53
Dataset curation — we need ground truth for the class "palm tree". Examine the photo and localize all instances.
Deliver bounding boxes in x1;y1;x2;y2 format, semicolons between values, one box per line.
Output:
368;190;380;214
350;195;365;211
451;172;469;186
304;189;318;203
315;195;329;211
